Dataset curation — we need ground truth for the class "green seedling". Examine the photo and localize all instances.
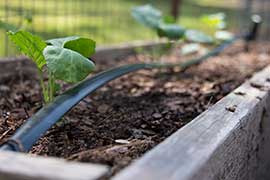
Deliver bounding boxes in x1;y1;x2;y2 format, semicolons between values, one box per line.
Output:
132;5;234;56
8;30;96;103
131;4;217;57
131;4;213;42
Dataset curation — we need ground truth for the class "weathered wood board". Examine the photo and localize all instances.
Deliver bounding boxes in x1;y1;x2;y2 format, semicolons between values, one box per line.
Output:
113;66;270;180
0;150;108;180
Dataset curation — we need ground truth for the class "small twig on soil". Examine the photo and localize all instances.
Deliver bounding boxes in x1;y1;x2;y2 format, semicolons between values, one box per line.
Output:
4;97;13;110
0;128;12;141
206;96;213;109
23;107;30;118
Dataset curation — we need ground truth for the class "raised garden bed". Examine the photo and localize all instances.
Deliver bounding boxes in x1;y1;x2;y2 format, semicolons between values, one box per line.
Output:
0;40;270;179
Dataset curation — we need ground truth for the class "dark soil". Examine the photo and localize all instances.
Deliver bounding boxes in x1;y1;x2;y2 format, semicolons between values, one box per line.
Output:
0;41;270;177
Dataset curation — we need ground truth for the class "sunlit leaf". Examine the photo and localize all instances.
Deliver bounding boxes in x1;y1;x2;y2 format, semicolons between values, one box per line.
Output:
185;30;214;43
64;38;96;58
8;30;47;69
43;46;95;83
47;36;96;57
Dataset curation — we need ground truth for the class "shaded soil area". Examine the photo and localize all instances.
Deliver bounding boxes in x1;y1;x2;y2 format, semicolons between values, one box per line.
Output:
0;41;270;177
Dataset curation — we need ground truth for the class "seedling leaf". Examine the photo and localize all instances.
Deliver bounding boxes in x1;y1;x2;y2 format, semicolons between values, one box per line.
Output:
47;36;96;57
43;46;95;83
8;30;47;69
185;30;214;43
131;4;162;29
46;36;79;47
64;38;96;58
157;23;185;40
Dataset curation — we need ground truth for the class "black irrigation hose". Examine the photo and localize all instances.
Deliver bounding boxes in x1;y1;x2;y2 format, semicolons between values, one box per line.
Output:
0;38;241;152
0;17;261;152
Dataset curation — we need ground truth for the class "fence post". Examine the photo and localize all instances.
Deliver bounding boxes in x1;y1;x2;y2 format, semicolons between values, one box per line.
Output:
171;0;182;20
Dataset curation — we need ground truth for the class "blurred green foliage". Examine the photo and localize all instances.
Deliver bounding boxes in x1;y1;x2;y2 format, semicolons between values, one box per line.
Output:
0;0;239;57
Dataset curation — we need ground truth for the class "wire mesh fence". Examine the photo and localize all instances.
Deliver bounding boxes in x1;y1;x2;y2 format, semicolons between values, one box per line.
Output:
0;0;250;57
1;0;168;57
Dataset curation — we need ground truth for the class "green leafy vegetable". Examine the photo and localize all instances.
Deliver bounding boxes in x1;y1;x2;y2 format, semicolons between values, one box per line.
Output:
47;36;96;58
131;4;162;29
157;23;185;40
8;30;47;69
44;46;95;83
185;30;214;43
64;38;96;58
9;30;96;103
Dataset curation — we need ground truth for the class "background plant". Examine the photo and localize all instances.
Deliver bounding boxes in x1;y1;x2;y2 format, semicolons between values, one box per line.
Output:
132;4;234;56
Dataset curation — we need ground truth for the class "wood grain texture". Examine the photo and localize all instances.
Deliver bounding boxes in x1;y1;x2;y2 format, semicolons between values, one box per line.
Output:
0;151;108;180
113;66;270;180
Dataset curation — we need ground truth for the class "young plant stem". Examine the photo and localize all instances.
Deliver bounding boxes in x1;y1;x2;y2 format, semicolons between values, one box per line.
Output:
48;72;55;102
38;69;49;104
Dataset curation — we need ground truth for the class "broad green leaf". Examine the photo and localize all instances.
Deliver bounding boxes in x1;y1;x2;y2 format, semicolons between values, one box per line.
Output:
201;13;226;29
47;36;96;57
215;30;234;41
131;4;162;29
157;23;185;40
181;43;200;55
185;30;214;43
0;20;18;32
43;46;95;83
64;38;96;57
8;30;47;69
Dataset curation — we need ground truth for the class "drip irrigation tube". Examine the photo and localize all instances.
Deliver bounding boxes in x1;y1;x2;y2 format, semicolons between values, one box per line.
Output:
0;17;261;152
